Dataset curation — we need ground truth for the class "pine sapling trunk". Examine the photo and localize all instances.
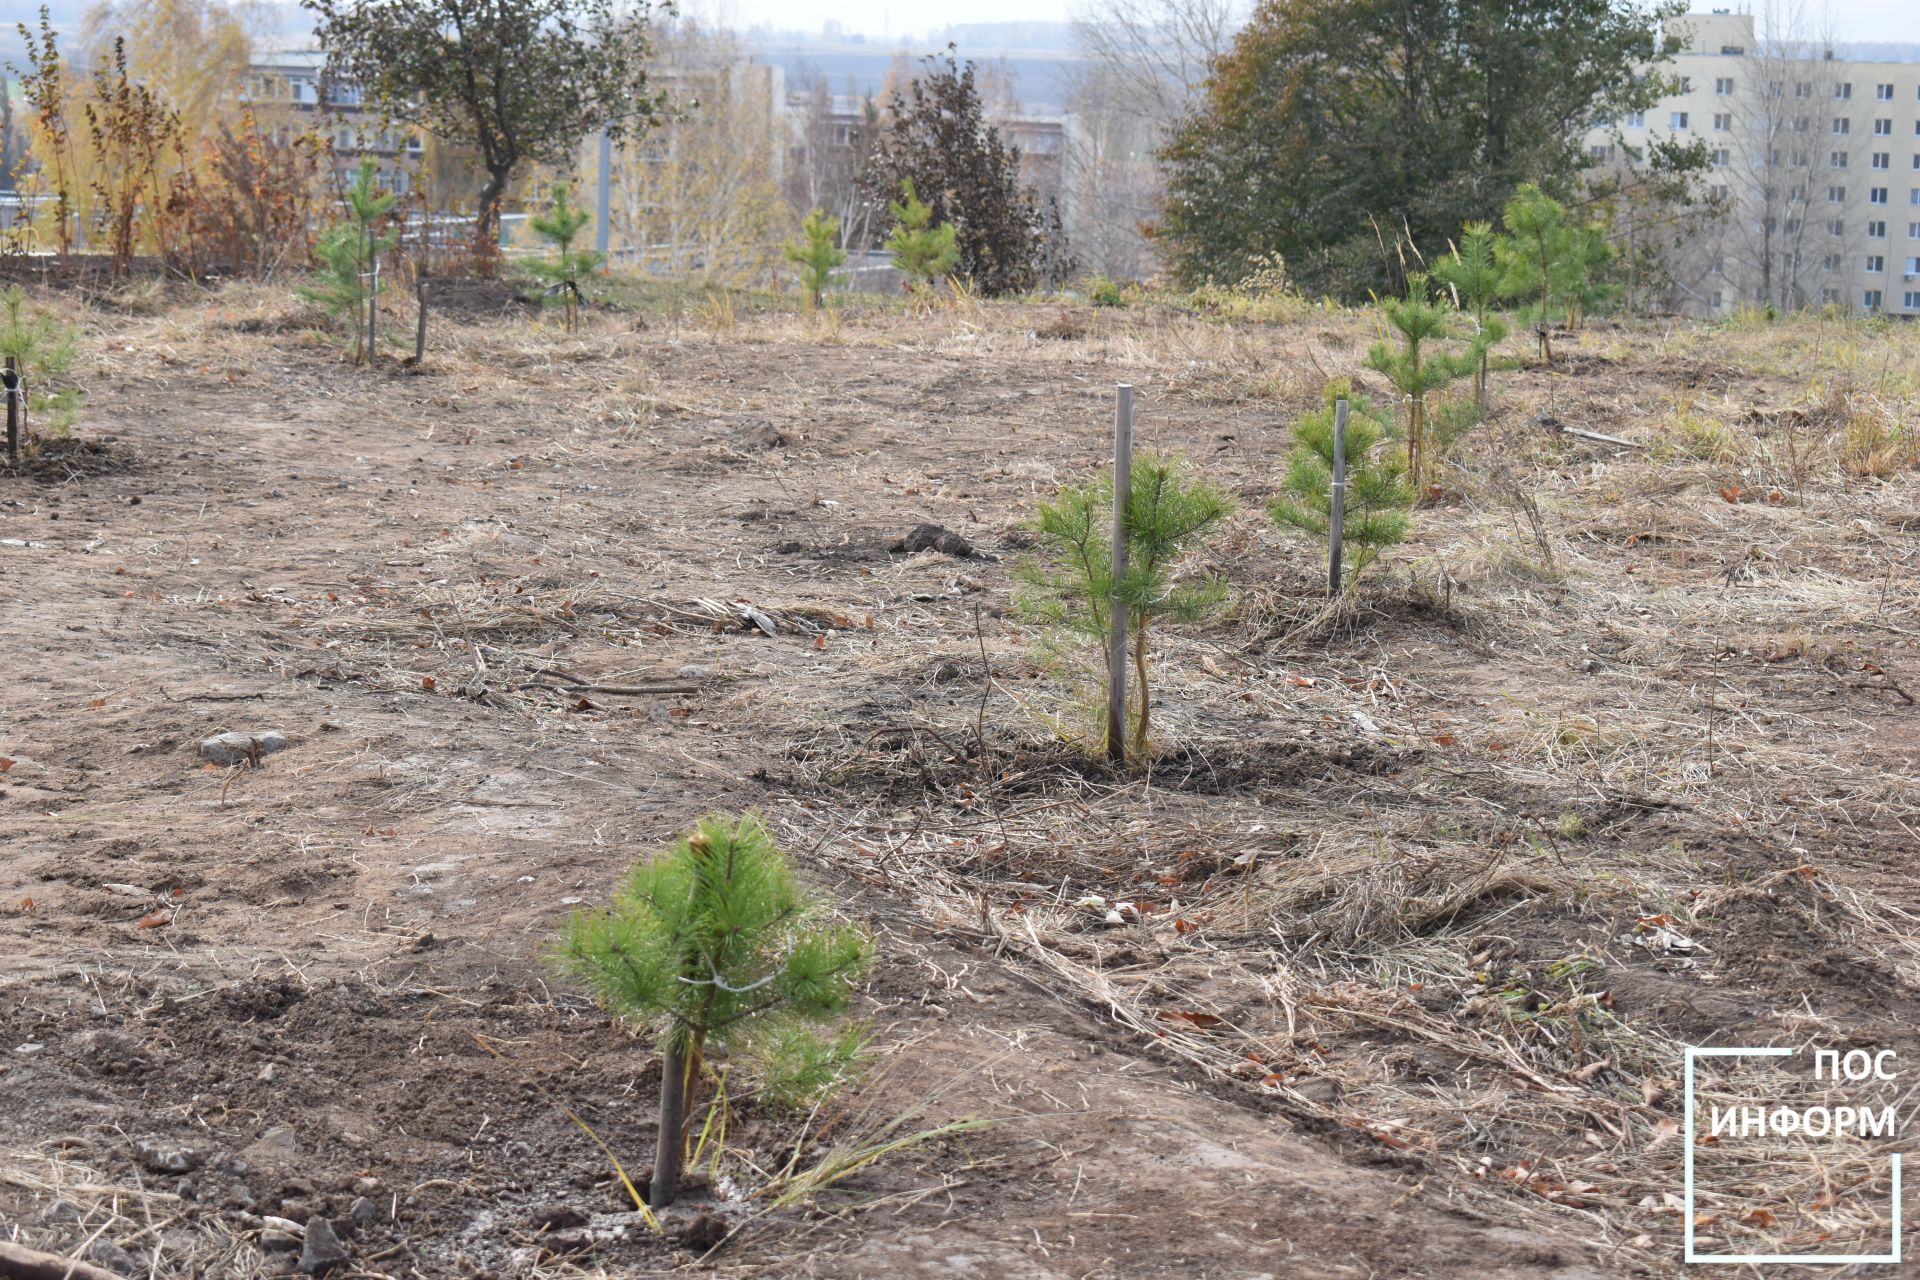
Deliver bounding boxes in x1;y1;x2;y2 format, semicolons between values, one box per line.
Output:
1130;614;1151;759
651;1041;687;1208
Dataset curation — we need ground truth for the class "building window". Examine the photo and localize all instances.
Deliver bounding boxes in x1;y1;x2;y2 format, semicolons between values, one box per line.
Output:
1866;256;1885;272
1588;143;1612;162
1714;112;1732;131
1836;82;1853;100
1791;81;1806;98
1824;253;1843;271
1871;187;1889;204
1832;151;1850;167
1711;148;1730;167
1625;111;1645;128
1830;219;1847;236
1715;77;1734;95
1875;83;1894;100
1822;287;1841;303
1864;289;1883;309
1671;111;1690;130
1829;185;1847;203
1721;45;1745;56
1907;256;1920;276
1910;222;1920;238
1904;291;1920;309
1679;77;1692;93
1874;153;1891;169
1875;118;1893;135
1833;118;1851;134
1793;116;1810;133
1869;220;1887;237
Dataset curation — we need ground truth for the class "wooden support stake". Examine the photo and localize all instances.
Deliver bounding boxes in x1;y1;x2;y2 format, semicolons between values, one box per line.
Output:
650;1042;687;1209
1328;397;1349;596
3;356;18;467
366;240;379;363
1106;384;1133;766
414;275;429;366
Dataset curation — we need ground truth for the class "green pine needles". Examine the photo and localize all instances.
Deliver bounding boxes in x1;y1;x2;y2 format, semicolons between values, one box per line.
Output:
0;285;82;447
1269;382;1414;585
1018;454;1232;760
1364;272;1479;487
559;813;872;1208
783;208;847;311
527;181;603;333
302;157;398;364
887;179;959;292
1431;222;1511;409
1495;183;1613;363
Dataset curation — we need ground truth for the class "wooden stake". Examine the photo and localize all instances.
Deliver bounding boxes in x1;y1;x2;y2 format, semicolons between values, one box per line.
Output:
1328;397;1349;596
1106;384;1133;766
366;240;379;363
651;1041;686;1208
3;356;18;467
414;274;428;366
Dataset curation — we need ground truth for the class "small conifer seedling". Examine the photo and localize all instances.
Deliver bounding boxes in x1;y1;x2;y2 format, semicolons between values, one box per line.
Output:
559;813;872;1208
783;208;847;311
1494;183;1612;363
1269;381;1414;585
1364;273;1478;487
526;181;604;333
887;179;959;292
1430;222;1511;409
0;285;83;447
301;157;398;364
1018;455;1232;760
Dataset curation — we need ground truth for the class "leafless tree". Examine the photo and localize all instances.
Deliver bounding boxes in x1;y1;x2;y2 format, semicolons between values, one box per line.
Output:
1718;0;1860;308
1064;0;1243;278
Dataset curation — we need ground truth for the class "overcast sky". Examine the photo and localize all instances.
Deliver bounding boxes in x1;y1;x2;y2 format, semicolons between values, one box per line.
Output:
717;0;1920;45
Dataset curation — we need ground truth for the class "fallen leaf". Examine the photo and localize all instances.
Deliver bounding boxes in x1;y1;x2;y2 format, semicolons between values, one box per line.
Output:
1173;917;1199;934
90;697;107;709
0;758;13;772
136;909;173;929
1432;732;1457;746
1156;1009;1224;1029
18;897;33;913
1692;1212;1720;1228
1809;1192;1839;1210
573;697;596;712
421;675;437;691
1719;486;1741;504
1766;490;1784;504
1741;1207;1778;1227
1286;675;1314;688
1649;1117;1680;1152
812;633;826;651
1570;1059;1610;1082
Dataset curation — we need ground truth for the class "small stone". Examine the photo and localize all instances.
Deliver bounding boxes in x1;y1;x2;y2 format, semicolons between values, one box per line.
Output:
14;1042;44;1055
256;1124;299;1153
261;1230;301;1254
674;1209;730;1253
136;1139;203;1173
41;1198;84;1225
197;730;290;767
676;664;711;680
531;1202;588;1231
261;1215;305;1236
298;1215;349;1276
88;1239;139;1276
891;522;979;560
349;1196;378;1224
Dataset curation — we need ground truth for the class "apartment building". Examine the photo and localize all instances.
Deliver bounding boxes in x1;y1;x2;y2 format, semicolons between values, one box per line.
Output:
244;43;426;197
1585;11;1920;315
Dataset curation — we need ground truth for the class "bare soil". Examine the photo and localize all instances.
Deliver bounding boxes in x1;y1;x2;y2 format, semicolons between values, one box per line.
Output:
2;285;1916;1278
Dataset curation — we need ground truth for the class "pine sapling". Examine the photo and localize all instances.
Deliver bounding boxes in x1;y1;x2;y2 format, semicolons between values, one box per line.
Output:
887;179;958;292
783;208;847;311
559;813;872;1209
1269;381;1413;585
1430;222;1510;409
1017;454;1232;760
1494;184;1610;363
301;157;397;363
0;284;82;446
1363;273;1477;488
526;181;603;333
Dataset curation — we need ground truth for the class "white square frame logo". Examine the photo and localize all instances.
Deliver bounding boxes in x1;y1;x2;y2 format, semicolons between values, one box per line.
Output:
1684;1045;1903;1265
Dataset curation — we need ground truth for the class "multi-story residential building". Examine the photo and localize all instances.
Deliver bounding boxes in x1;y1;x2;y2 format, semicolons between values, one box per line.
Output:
244;43;426;197
1587;11;1920;315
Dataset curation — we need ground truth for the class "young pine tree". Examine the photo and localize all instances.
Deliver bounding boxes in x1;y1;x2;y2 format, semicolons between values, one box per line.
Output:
301;157;398;363
1494;183;1611;362
887;179;958;292
559;814;871;1209
1017;455;1232;761
1363;273;1478;488
0;285;82;449
526;181;603;333
782;208;847;311
1430;222;1511;409
1269;382;1413;585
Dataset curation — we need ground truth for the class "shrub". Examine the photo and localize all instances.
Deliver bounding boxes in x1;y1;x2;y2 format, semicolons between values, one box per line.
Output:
0;285;82;446
300;157;398;364
82;36;182;277
1017;454;1232;761
782;208;846;311
559;813;871;1208
1363;273;1478;486
525;181;602;332
1269;381;1413;585
1085;273;1125;307
887;179;959;292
